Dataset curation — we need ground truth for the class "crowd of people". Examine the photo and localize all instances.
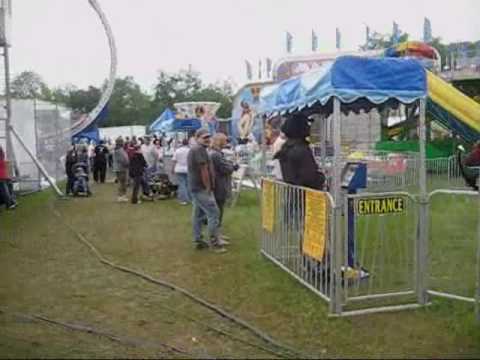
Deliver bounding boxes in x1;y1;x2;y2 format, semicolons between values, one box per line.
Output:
65;131;239;253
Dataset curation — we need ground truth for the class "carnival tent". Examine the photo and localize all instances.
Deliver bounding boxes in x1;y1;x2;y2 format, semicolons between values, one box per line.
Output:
148;108;176;133
259;56;427;117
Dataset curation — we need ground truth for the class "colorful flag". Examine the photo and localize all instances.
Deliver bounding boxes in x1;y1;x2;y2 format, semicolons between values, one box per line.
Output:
423;17;432;43
286;31;293;53
392;22;400;44
312;29;318;52
245;60;252;81
335;28;341;50
266;58;273;78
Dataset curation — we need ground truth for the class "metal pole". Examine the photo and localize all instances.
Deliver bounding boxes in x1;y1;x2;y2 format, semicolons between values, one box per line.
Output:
8;125;64;197
330;97;343;315
3;44;17;177
417;98;429;305
476;191;480;323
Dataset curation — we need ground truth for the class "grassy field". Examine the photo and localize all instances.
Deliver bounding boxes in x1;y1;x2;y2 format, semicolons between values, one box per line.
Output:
0;179;479;358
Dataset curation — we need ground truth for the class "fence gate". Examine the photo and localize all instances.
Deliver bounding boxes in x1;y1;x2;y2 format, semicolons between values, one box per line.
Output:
340;192;420;314
427;190;480;320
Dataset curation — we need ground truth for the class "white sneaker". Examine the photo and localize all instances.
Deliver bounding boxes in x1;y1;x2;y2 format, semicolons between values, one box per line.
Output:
117;196;128;203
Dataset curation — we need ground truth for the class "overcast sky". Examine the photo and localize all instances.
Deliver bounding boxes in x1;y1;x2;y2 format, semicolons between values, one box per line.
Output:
10;0;480;92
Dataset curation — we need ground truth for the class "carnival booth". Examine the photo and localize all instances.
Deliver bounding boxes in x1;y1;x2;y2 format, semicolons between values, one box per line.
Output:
259;56;435;316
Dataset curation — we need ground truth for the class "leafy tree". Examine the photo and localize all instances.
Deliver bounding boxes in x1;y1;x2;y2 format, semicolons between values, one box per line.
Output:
103;76;151;127
68;86;102;113
11;70;51;99
430;37;449;69
361;31;409;51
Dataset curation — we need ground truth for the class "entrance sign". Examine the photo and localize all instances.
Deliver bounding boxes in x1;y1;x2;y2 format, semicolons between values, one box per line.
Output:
357;196;405;216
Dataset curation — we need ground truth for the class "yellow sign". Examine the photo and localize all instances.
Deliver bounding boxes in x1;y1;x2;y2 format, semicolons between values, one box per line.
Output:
262;180;275;232
357;197;405;216
303;191;328;261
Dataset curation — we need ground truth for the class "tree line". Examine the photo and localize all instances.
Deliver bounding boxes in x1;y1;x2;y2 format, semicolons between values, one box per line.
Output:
10;69;235;128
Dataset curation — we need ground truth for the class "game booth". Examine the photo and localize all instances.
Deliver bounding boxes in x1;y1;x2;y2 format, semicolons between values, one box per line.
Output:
258;55;480;318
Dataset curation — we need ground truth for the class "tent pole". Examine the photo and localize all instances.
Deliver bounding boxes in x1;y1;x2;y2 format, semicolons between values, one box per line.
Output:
330;97;343;315
9;125;64;197
417;98;429;305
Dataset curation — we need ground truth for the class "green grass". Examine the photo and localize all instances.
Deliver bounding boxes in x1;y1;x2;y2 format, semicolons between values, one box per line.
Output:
0;180;479;358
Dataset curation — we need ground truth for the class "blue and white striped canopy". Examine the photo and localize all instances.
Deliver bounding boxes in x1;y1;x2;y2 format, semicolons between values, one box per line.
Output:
259;56;428;116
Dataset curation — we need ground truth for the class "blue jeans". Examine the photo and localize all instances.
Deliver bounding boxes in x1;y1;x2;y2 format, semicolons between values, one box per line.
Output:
176;173;190;203
191;190;220;244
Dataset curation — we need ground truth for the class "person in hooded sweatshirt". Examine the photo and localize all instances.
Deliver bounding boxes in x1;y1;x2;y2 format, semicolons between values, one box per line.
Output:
274;113;325;190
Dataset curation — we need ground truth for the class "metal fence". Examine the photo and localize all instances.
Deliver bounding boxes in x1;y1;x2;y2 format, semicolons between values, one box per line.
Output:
261;179;335;303
343;192;418;309
10;99;72;193
261;178;480;319
427;190;480;316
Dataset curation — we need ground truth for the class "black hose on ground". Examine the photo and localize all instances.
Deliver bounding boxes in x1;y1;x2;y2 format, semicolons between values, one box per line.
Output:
50;206;304;359
0;308;196;358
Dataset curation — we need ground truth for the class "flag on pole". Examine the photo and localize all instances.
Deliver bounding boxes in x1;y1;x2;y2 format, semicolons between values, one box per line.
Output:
286;31;293;53
392;21;400;44
258;59;262;80
423;17;432;43
245;60;252;81
266;58;273;78
335;28;341;50
312;29;318;52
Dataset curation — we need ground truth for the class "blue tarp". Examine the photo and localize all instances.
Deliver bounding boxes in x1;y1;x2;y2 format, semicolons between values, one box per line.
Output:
259;56;428;116
149;108;176;133
172;118;202;132
72;104;109;143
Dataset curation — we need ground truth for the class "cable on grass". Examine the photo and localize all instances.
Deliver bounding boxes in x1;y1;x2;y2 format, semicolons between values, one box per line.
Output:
50;206;304;359
0;308;196;358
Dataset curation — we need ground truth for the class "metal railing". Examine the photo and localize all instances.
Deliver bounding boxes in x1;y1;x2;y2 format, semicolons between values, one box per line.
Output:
260;179;480;320
343;192;418;309
427;190;480;320
261;179;335;302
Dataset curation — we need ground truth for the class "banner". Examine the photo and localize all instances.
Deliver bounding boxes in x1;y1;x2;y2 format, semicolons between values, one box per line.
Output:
262;180;275;232
423;17;432;43
312;29;318;52
303;190;328;261
286;31;293;53
245;60;252;81
335;28;341;50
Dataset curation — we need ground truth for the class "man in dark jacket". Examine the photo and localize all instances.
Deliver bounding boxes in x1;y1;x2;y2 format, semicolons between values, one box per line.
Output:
129;145;148;204
93;140;109;183
65;145;78;195
274;113;325;190
209;133;238;241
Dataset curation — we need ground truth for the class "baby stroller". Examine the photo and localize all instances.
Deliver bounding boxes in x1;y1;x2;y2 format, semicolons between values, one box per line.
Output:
72;162;91;197
147;167;177;200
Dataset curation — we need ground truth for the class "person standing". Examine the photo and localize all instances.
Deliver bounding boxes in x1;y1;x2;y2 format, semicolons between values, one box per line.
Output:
112;137;129;202
209;133;238;241
129;145;148;204
274;113;325;190
93;140;109;183
65;144;78;195
141;135;158;188
172;138;191;205
187;129;226;252
0;145;16;210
